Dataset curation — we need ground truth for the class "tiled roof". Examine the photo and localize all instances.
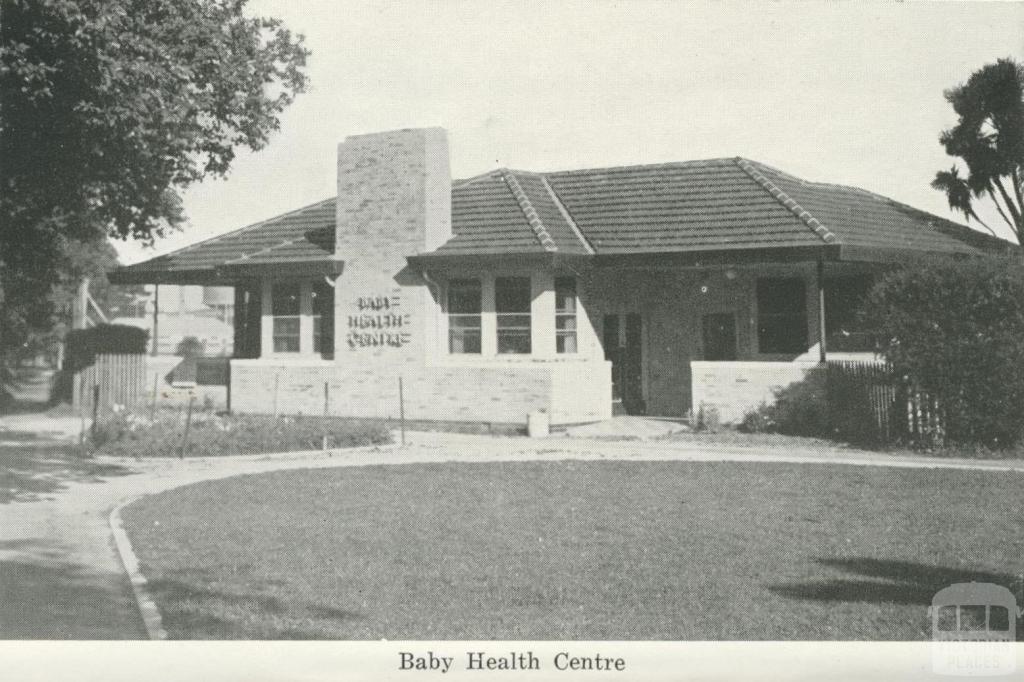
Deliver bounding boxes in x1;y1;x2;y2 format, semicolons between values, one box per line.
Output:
434;169;591;255
114;199;337;281
740;160;1007;255
545;159;825;254
114;157;1012;282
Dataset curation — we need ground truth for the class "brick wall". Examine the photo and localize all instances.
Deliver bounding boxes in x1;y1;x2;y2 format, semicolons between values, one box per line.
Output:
690;360;820;423
230;359;610;425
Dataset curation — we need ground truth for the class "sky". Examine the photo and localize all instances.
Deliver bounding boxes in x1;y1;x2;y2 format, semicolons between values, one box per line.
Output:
115;0;1024;265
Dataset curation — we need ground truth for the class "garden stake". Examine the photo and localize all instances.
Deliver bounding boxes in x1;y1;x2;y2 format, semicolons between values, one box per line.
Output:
399;376;406;446
90;384;100;442
322;381;329;450
178;394;195;459
273;373;279;418
150;372;159;422
78;379;86;446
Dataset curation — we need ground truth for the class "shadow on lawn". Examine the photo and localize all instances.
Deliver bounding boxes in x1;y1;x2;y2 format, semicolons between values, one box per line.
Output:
0;444;135;504
0;539;146;639
770;557;1022;606
146;567;364;639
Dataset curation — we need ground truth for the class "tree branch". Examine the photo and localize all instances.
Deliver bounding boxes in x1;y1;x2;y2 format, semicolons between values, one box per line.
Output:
993;177;1023;231
1012;166;1024;219
987;186;1020;237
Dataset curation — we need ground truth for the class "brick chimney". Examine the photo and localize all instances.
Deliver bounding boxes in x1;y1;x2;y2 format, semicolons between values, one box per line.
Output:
335;127;452;258
334;128;452;364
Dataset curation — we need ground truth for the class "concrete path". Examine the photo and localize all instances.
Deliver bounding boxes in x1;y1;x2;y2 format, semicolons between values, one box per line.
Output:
2;420;1022;639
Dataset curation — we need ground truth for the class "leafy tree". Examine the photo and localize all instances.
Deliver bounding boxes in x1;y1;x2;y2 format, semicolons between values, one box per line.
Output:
932;58;1024;243
12;240;145;364
0;0;308;363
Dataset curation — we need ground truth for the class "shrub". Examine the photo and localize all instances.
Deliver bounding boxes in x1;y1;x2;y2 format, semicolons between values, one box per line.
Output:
692;404;721;432
90;408;392;457
175;336;204;358
738;403;776;433
862;255;1024;447
738;368;830;438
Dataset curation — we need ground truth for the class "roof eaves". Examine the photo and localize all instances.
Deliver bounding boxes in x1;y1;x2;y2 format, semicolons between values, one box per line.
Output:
162;196;335;263
734;158;839;245
500;169;559;253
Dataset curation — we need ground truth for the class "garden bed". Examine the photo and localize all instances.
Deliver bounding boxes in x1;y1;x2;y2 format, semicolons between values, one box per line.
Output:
90;408;391;458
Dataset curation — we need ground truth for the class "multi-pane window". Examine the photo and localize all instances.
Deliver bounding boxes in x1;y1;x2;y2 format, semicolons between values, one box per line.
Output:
555;277;577;354
272;282;301;353
496;277;532;354
448;279;482;354
312;279;334;358
757;278;807;354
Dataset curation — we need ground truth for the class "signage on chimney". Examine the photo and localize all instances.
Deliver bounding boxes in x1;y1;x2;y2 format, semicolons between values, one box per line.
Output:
346;292;411;349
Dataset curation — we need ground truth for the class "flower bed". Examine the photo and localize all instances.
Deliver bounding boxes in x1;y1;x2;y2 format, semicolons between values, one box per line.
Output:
90;407;391;457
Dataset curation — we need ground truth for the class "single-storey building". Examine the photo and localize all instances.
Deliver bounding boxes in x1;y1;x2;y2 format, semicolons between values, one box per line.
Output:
111;127;1011;426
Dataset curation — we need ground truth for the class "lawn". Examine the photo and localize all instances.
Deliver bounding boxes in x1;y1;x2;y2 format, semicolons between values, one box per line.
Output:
121;460;1024;640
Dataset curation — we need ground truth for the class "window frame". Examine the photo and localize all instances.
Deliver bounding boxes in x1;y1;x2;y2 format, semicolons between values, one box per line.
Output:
447;278;483;355
271;281;302;354
495;276;532;355
555;276;577;354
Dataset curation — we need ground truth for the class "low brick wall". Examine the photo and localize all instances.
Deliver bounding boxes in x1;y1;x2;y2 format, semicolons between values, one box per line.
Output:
230;359;612;426
691;361;821;424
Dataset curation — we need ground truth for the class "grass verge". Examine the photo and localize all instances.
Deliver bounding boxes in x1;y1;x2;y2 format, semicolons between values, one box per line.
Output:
122;459;1024;639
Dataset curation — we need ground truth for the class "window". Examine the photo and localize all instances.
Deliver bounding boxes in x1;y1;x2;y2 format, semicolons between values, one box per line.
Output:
959;605;987;632
496;277;531;354
555;277;577;354
312;279;334;358
448;279;481;353
825;276;875;352
272;282;301;353
990;606;1010;631
757;278;807;354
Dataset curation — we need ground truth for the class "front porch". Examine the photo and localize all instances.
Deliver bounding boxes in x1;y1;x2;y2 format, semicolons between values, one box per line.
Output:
582;255;880;422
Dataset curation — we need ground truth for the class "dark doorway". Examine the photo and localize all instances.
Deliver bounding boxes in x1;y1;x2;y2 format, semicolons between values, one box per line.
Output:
603;313;646;415
233;282;261;359
702;313;738;361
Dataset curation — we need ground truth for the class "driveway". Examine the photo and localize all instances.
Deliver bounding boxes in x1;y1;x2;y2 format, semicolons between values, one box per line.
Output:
2;417;1022;639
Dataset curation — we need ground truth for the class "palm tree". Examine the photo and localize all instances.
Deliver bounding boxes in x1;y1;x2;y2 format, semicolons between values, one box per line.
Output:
933;58;1024;245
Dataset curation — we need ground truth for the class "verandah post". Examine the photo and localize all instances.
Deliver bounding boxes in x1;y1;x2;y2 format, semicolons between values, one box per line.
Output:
816;258;827;364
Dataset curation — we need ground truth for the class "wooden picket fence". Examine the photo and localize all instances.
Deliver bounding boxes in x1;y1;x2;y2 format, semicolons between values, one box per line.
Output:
72;353;147;418
825;360;944;446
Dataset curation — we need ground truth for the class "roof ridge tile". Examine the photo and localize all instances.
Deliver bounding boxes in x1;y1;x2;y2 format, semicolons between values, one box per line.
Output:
733;158;838;245
539;173;595;254
500;169;558;252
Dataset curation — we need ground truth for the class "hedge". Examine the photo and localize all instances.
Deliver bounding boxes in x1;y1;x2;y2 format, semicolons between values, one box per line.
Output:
862;254;1024;447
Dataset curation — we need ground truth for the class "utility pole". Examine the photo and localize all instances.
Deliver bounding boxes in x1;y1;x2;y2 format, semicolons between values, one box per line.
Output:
151;284;159;356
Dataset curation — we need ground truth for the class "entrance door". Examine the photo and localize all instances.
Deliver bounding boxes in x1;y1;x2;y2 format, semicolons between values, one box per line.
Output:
702;313;737;361
603;313;646;415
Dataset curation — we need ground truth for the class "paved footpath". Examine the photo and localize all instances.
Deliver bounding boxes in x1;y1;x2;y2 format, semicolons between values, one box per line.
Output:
2;422;1022;639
